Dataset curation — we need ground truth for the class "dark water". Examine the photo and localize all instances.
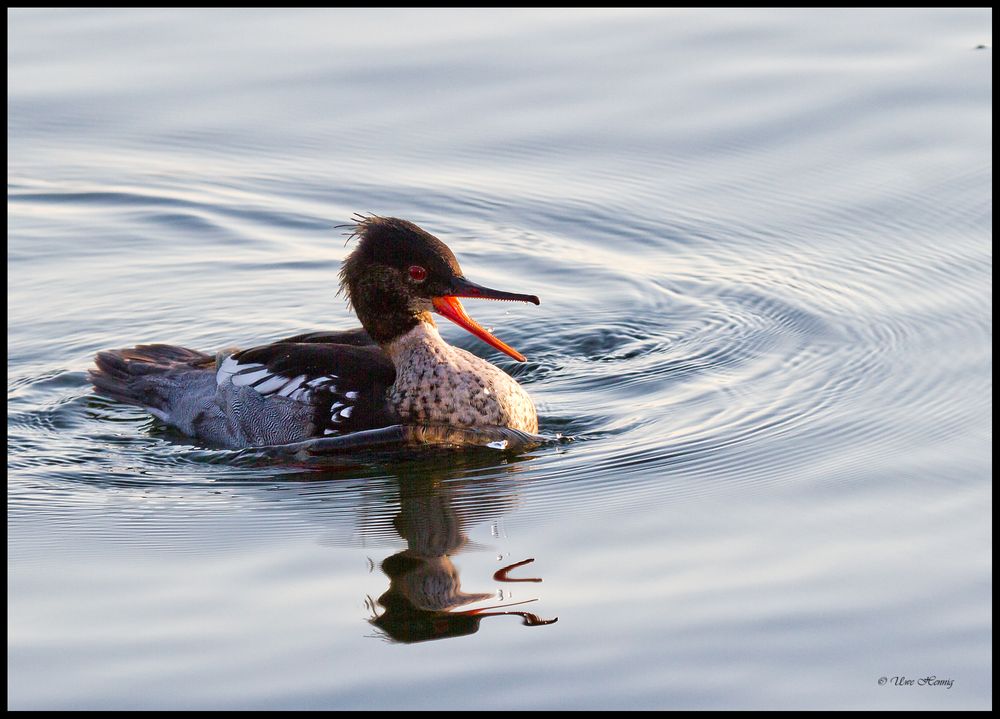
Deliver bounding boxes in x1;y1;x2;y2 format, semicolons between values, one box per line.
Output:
8;9;991;710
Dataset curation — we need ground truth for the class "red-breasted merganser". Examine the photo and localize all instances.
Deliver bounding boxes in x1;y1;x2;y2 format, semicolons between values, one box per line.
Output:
89;215;540;448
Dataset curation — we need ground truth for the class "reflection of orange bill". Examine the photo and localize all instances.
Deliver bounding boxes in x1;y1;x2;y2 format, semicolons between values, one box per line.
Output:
493;557;542;582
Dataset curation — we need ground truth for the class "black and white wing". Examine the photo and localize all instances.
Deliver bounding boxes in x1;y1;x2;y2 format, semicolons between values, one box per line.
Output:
216;342;397;436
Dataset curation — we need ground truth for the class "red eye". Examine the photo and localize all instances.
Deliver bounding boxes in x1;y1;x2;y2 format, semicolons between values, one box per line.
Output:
408;265;428;282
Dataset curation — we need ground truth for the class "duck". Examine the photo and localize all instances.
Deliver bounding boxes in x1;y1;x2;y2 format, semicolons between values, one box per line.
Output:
89;215;541;448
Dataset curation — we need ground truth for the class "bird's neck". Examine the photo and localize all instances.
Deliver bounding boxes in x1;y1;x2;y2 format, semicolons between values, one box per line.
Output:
382;320;449;369
348;271;423;345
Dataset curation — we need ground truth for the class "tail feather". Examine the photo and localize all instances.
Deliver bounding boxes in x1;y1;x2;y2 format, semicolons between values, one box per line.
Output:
89;344;213;416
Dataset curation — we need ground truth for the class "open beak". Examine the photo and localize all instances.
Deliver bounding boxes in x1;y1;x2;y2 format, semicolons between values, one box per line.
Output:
432;277;540;362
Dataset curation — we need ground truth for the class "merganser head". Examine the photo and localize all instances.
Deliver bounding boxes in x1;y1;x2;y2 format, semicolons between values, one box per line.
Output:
339;215;540;361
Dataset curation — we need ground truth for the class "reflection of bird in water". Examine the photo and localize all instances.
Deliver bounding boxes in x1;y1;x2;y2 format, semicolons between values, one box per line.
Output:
371;555;556;643
369;477;557;643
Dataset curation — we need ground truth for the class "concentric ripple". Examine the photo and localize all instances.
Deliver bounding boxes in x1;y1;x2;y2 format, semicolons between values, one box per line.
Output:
9;161;990;543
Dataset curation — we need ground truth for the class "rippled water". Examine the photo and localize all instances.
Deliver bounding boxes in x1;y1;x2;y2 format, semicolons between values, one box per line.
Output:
9;8;992;710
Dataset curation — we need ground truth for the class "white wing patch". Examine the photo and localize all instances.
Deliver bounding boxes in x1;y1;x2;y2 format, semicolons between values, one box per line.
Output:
276;374;308;397
216;354;338;402
321;397;358;434
216;355;256;385
325;397;356;429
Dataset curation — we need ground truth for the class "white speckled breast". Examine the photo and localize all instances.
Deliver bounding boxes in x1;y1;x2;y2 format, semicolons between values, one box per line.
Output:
384;323;538;433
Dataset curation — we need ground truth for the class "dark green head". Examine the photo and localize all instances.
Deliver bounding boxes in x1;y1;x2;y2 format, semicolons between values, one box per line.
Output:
338;215;539;359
